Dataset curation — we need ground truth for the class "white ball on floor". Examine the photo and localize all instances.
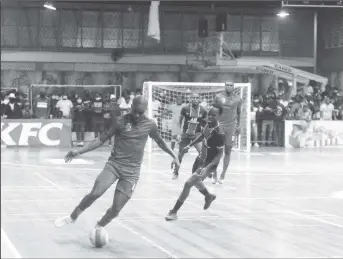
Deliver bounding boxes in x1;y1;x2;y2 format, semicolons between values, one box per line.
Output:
89;227;109;248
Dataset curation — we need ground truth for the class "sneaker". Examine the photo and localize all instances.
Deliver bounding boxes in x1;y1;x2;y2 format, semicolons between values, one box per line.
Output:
204;194;216;210
218;175;225;184
54;215;74;228
165;210;178;221
79;141;84;147
172;172;179;180
253;143;259;147
212;173;217;184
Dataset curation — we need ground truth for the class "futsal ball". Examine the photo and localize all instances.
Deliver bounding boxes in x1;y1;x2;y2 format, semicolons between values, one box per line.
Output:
89;227;109;248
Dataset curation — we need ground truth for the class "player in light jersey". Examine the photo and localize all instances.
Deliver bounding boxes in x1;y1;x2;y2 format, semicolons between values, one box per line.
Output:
172;93;207;180
166;95;184;151
54;96;180;230
165;106;224;221
212;82;242;184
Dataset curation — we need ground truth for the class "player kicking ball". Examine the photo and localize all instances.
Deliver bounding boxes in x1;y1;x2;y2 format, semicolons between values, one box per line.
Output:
54;96;180;230
165;106;224;221
212;82;241;184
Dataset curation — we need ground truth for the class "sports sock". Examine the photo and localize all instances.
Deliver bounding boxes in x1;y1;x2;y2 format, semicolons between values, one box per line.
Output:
70;207;83;220
171;200;184;213
199;188;210;197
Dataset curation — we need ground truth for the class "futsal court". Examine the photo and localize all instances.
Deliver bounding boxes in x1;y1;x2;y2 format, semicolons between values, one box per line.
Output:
1;146;343;258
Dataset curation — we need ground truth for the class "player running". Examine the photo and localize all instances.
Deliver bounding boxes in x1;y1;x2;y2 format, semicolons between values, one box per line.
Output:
172;93;207;180
165;106;224;221
165;95;184;151
54;96;180;230
212;82;241;184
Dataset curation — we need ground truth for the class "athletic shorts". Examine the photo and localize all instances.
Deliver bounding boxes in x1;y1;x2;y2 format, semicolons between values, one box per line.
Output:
191;157;218;180
97;160;140;198
222;125;236;146
179;133;202;152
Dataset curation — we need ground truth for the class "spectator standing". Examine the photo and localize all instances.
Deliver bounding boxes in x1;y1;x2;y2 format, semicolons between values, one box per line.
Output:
119;91;132;115
251;103;259;147
22;102;33;119
261;95;277;146
91;93;104;139
1;94;9;117
320;96;334;120
273;96;287;147
50;93;59;118
73;97;86;147
83;90;93;131
56;94;73;118
297;104;312;121
33;89;50;119
3;93;22;119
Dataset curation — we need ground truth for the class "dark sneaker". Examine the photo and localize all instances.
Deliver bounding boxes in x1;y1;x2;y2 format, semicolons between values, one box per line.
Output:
165;210;178;221
204;194;216;210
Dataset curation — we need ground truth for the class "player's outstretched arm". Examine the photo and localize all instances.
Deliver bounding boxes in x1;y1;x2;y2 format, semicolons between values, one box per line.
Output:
149;122;179;165
65;120;117;163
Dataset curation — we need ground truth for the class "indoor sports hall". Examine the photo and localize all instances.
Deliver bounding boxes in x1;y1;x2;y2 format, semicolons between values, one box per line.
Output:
1;146;343;258
2;0;343;258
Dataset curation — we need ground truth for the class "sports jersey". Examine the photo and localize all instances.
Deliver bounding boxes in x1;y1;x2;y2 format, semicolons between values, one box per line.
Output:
198;124;225;163
216;93;242;127
100;114;157;169
92;100;104;116
180;104;207;138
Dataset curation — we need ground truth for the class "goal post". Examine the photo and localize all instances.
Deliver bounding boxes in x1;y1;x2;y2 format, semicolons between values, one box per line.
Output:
30;84;122;107
143;81;251;153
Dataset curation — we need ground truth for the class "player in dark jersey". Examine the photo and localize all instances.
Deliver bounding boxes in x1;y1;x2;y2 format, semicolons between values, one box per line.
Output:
172;93;207;180
212;82;242;184
165;106;225;221
54;96;180;230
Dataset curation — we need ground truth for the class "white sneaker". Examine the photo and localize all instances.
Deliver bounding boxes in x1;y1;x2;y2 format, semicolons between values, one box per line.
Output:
212;176;217;184
254;143;259;147
79;141;84;147
54;215;74;228
218;176;224;184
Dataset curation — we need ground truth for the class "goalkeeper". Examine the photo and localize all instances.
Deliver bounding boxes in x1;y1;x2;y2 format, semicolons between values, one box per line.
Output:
212;82;242;184
165;95;184;151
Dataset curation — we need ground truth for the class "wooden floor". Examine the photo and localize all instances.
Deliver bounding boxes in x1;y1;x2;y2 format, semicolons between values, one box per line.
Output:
1;146;343;258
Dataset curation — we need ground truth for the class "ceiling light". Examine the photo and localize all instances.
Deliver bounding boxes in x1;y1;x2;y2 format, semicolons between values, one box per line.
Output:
44;1;56;10
277;10;290;18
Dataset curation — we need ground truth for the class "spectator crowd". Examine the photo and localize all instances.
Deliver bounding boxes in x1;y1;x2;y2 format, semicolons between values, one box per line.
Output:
250;83;343;147
1;83;342;148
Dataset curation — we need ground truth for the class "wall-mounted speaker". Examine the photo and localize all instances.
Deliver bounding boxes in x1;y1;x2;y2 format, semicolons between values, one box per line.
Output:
216;13;227;32
198;19;208;38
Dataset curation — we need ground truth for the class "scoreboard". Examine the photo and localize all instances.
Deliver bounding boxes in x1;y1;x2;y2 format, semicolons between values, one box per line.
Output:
282;1;343;8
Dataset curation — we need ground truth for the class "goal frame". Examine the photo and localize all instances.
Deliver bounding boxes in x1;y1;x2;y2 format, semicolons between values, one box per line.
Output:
30;84;122;107
143;81;251;153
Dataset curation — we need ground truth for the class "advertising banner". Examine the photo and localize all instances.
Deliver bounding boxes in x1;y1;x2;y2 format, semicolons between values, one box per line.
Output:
284;120;343;148
1;119;72;148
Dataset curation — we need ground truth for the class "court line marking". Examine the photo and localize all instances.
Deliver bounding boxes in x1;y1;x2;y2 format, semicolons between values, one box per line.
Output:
1;196;340;203
115;221;178;259
3;162;343;175
33;172;64;190
1;228;22;258
288;210;343;229
25;169;179;259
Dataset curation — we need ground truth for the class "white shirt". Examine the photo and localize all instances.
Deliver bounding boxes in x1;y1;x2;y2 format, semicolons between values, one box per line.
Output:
56;99;73;117
119;100;132;115
320;103;334;120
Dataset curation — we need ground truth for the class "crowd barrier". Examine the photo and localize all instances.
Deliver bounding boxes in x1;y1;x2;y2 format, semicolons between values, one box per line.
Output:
1;119;72;148
284;120;343;148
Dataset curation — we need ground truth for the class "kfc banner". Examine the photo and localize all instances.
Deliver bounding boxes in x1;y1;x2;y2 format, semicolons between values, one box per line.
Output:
1;119;72;147
284;120;343;148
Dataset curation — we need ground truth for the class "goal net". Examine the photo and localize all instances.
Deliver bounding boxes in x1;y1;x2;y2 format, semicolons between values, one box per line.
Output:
143;81;251;153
